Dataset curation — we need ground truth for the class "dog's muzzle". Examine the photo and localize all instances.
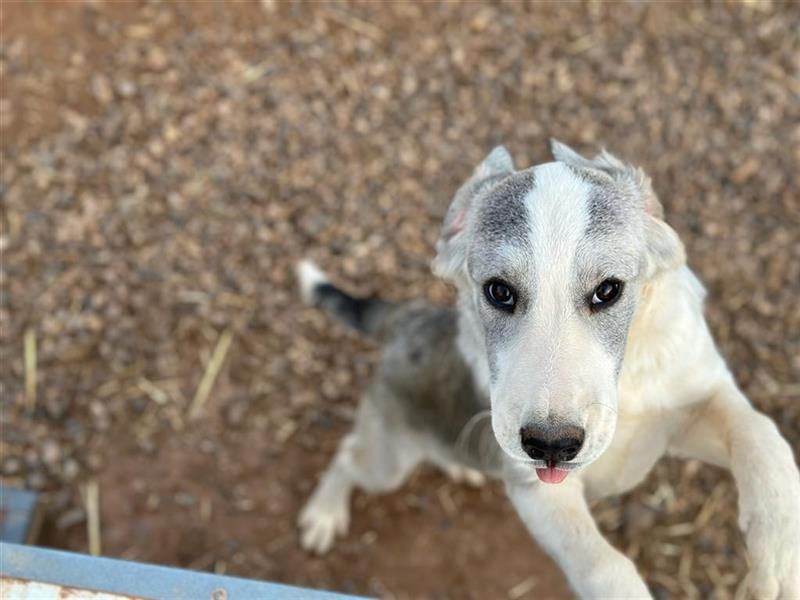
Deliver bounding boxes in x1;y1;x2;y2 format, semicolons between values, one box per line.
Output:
519;424;585;483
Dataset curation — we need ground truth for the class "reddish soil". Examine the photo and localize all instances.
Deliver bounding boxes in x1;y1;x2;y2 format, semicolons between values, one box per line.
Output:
3;2;798;599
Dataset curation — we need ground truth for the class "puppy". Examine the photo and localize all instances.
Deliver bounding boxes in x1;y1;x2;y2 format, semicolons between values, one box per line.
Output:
296;142;800;599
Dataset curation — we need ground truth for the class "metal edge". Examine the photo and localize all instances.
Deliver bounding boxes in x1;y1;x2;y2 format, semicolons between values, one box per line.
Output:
0;542;370;600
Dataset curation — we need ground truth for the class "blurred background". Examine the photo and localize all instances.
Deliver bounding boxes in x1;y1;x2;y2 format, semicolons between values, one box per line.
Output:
1;1;799;598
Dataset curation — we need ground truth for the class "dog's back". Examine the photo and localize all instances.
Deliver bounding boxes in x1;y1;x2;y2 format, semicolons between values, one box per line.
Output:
297;260;502;473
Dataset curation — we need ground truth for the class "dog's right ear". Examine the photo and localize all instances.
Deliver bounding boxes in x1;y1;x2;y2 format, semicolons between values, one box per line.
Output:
432;146;514;281
551;139;685;278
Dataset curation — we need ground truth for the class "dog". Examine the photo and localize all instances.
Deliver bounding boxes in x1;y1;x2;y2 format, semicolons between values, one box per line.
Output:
295;141;800;599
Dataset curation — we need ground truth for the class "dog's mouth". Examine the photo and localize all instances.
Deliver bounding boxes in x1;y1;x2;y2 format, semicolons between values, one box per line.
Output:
534;459;578;484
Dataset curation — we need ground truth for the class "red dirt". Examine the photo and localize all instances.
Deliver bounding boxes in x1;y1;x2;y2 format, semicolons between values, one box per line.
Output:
3;2;798;599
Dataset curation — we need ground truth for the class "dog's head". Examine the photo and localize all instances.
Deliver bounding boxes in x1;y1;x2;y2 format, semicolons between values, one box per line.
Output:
433;141;685;482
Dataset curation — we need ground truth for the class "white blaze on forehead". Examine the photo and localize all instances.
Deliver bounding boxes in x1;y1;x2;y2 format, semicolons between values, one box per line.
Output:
489;166;593;429
524;163;592;316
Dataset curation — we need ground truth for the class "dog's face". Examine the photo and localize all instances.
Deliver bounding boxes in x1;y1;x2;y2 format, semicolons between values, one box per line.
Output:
433;142;685;479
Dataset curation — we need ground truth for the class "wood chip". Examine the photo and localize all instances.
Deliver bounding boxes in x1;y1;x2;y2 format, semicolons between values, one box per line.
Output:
508;576;538;600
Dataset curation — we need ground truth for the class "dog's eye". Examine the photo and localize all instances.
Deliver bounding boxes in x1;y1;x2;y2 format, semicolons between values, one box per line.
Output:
484;280;516;311
590;279;623;310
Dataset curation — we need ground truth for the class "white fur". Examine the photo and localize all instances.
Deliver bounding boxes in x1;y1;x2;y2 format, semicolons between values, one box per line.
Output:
296;259;328;305
489;164;605;461
487;263;800;599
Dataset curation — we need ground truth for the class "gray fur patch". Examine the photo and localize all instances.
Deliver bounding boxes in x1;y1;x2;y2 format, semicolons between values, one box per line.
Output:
584;292;637;370
465;172;511;204
573;225;643;364
566;164;634;240
467;170;541;383
586;184;627;237
475;169;536;246
375;302;504;473
482;316;516;381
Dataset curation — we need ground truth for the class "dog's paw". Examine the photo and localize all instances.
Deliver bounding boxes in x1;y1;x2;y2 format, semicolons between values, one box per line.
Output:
743;527;800;599
297;498;350;555
741;499;800;599
444;463;486;487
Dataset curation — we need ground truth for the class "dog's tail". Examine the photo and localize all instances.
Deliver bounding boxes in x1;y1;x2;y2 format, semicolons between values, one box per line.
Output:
296;259;394;338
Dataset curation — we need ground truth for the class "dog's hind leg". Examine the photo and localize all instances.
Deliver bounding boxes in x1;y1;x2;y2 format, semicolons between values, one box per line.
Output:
298;395;423;554
298;430;360;555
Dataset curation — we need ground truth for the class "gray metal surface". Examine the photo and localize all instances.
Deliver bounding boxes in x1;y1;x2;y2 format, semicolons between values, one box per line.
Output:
0;542;369;600
0;489;40;545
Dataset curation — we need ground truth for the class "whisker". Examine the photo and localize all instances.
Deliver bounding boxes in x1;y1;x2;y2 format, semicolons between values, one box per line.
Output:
455;408;492;460
587;400;618;415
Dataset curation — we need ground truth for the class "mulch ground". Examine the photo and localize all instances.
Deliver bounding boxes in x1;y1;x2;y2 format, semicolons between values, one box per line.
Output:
2;1;799;599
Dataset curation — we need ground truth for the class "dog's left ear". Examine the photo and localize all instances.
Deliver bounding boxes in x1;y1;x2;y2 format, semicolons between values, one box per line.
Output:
551;139;685;279
432;146;514;281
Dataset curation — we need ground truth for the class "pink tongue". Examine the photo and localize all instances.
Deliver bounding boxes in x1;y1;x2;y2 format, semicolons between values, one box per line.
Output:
536;464;569;484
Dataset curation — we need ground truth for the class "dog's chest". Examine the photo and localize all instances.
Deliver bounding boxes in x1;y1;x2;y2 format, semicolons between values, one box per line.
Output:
580;406;674;501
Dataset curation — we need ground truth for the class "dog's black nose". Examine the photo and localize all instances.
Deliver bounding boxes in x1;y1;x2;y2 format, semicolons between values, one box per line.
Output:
520;425;585;463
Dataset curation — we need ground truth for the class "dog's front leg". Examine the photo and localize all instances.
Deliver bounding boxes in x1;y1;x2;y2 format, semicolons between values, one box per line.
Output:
506;476;651;599
671;381;800;599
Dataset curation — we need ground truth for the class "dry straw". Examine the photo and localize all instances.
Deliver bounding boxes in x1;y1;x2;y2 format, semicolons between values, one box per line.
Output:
189;329;234;420
23;327;36;411
82;479;102;557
